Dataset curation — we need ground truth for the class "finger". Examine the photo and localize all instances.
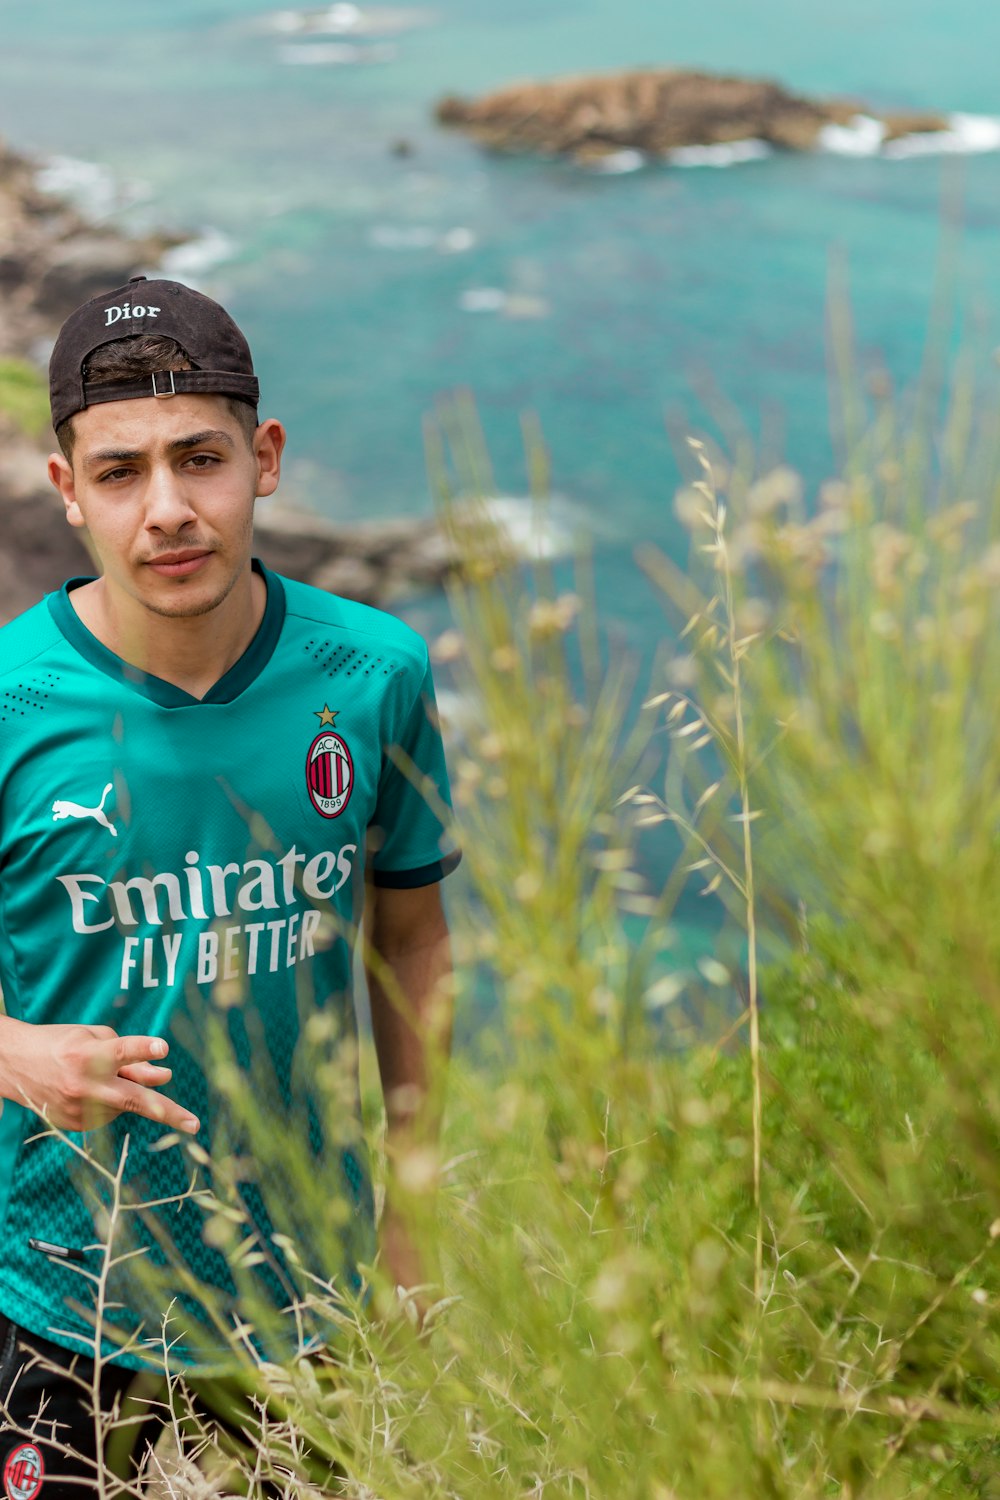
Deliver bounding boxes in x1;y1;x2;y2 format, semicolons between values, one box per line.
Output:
117;1063;173;1087
86;1025;118;1041
112;1035;170;1068
104;1080;199;1135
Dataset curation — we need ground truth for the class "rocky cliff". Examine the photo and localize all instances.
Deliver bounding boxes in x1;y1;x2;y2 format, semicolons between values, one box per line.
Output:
0;141;182;361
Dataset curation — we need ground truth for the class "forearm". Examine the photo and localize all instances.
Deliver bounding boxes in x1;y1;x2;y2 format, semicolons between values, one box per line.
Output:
364;883;454;1295
0;1015;33;1104
367;922;453;1151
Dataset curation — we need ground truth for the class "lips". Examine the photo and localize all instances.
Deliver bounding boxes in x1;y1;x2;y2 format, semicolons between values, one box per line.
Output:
144;550;214;578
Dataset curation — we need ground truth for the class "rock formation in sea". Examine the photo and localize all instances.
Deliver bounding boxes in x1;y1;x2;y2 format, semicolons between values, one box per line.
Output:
435;69;948;161
0;138;453;625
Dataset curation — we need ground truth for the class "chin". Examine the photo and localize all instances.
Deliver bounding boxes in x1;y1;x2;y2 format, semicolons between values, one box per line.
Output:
137;566;240;620
143;591;231;620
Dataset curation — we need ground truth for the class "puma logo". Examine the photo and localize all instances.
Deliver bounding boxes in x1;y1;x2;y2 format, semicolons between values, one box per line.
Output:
51;783;117;837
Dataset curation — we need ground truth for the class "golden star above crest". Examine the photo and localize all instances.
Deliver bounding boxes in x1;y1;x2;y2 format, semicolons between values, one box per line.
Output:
314;704;339;727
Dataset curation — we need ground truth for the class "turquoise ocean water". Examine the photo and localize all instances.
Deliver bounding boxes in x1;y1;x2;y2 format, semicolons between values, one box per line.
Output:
2;0;999;973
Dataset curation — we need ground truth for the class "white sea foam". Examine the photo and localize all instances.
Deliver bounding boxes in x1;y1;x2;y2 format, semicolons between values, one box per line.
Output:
502;292;550;320
317;2;361;28
277;40;397;63
818;114;886;156
589;149;646;175
369;224;437;250
158;229;237;285
370;224;477;254
434;688;479;743
668;138;772;168
468;495;581;561
35;155;148;220
883;112;1000;158
269;5;435;37
271;8;309;31
439;226;477;254
819;111;1000;160
459;287;507;313
271;3;364;30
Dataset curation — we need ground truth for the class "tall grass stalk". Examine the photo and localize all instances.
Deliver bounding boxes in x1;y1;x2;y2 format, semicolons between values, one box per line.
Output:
658;433;765;1302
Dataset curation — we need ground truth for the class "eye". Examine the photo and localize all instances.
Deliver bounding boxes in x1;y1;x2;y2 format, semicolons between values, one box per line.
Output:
184;453;221;470
98;466;135;484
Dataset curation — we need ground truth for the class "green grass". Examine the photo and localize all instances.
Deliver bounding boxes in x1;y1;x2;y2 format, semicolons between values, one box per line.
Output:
0;357;50;437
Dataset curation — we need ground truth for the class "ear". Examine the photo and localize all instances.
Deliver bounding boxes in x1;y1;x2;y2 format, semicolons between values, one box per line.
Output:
253;418;286;499
48;452;86;529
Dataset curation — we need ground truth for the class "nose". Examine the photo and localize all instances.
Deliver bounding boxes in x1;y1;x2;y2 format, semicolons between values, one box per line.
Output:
143;462;199;534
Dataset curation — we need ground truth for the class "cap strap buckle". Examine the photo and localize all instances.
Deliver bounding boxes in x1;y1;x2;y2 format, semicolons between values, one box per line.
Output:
151;371;176;399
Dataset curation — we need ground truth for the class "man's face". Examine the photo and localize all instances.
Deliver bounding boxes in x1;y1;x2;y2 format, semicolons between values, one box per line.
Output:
48;394;284;620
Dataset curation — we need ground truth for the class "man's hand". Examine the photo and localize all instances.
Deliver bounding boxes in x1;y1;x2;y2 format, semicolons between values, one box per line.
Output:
0;1017;200;1135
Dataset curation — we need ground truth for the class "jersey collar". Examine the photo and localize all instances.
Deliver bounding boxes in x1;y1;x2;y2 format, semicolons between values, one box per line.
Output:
47;559;286;708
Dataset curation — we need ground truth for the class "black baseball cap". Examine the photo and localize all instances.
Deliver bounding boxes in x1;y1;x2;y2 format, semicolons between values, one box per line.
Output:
49;275;260;431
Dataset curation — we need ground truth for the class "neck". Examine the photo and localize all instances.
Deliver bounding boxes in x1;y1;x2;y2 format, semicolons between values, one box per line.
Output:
70;564;267;701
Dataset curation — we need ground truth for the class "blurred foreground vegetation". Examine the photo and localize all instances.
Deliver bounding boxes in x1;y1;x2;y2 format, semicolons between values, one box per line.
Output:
59;359;1000;1495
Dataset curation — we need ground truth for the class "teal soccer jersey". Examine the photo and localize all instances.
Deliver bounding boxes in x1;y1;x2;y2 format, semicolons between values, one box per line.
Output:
0;563;458;1367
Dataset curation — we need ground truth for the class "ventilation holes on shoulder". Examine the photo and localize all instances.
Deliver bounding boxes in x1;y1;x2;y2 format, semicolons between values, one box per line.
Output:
0;678;54;722
304;639;400;681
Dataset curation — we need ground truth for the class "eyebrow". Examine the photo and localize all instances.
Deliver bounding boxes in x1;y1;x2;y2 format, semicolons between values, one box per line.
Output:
83;429;236;471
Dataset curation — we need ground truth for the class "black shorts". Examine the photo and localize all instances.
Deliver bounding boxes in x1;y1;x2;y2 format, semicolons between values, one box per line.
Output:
0;1312;172;1498
0;1314;316;1498
0;1314;343;1498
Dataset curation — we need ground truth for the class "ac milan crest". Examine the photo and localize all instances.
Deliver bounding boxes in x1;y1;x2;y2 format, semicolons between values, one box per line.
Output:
306;726;354;819
4;1443;44;1500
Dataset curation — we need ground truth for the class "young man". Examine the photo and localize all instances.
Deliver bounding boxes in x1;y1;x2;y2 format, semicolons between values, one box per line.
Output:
0;277;459;1495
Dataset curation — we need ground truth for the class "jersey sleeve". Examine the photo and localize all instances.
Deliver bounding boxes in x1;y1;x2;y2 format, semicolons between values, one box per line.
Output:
367;651;461;889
